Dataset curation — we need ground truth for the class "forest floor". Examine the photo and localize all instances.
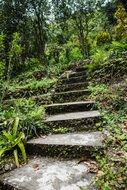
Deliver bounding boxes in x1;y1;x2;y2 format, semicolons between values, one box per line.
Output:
88;75;127;189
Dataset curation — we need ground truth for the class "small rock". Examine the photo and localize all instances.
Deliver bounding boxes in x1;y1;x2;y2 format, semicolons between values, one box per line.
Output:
33;163;40;171
4;164;11;171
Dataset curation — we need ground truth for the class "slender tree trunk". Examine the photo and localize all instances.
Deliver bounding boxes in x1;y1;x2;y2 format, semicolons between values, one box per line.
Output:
31;0;47;64
75;16;87;58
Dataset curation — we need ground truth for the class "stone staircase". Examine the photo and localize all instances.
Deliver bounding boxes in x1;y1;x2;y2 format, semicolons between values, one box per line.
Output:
0;66;104;190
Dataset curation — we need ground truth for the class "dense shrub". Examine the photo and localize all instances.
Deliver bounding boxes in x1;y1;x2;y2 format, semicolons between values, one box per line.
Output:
96;32;111;45
114;5;127;39
0;99;45;137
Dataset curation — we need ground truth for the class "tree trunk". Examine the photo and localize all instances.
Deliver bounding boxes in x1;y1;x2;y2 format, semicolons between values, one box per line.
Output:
74;15;89;58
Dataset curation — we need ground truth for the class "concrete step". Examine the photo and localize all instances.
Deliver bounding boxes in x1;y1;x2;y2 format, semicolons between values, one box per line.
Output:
0;157;96;190
44;111;100;133
52;89;90;103
27;132;104;158
45;110;100;122
60;75;87;85
45;101;95;114
61;71;86;79
56;82;88;92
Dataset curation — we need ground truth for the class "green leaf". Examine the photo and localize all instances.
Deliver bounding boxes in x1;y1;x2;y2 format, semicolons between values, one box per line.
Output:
3;131;13;142
13;117;20;137
0;148;6;157
102;182;111;190
0;140;6;146
18;142;27;163
13;149;19;168
11;132;25;148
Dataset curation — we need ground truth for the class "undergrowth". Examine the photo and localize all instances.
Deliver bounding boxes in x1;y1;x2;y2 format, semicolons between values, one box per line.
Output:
88;81;127;190
8;77;57;92
0;98;45;138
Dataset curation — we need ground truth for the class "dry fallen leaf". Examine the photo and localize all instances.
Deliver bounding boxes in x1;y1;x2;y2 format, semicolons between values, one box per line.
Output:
118;177;123;183
119;120;127;131
89;161;98;173
116;151;127;158
97;170;104;177
83;160;98;173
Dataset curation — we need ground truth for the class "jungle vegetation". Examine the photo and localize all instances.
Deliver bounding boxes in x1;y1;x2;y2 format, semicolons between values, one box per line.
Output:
0;0;127;189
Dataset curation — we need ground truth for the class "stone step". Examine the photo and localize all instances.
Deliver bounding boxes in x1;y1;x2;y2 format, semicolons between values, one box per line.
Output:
61;71;86;79
44;111;100;133
56;82;88;92
0;157;96;190
45;101;95;114
52;89;90;103
45;110;100;122
60;75;86;85
27;132;104;158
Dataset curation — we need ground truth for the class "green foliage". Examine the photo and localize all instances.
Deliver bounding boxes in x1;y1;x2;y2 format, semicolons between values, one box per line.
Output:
114;5;127;39
0;33;5;79
24;58;42;72
0;32;23;104
88;84;109;97
69;47;83;61
87;49;109;73
9;77;57;92
9;33;22;60
94;48;109;62
0;33;5;50
86;43;127;81
8;32;22;75
0;62;5;79
111;41;127;52
0;99;45;137
0;117;27;168
92;49;109;64
48;58;70;76
96;32;111;45
88;81;127;190
53;127;69;134
100;118;126;187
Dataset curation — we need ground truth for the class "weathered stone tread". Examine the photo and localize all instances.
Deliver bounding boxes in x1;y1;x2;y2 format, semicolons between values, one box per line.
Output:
52;89;90;103
45;110;100;122
54;89;90;96
56;82;88;92
27;132;103;147
60;75;86;84
45;101;95;114
61;71;86;78
45;101;95;108
0;158;96;190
